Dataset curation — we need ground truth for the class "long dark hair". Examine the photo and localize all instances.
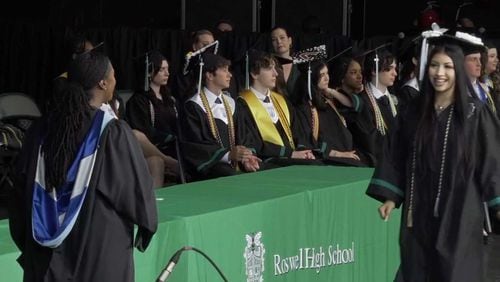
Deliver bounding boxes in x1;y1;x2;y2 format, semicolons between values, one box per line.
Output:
43;52;112;191
363;49;396;83
293;61;328;110
415;44;473;172
136;50;174;106
330;56;357;89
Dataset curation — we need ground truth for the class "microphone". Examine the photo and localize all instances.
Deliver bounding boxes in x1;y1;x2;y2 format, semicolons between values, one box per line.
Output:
156;246;190;282
397;32;405;39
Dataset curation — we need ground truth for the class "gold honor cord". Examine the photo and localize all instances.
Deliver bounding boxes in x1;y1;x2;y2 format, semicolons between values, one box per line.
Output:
323;97;347;128
309;101;319;141
364;84;388;136
199;91;236;166
486;90;497;113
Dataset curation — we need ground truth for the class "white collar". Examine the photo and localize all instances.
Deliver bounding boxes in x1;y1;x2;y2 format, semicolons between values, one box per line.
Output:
250;87;271;102
250;87;278;123
404;77;420;91
204;87;223;105
369;82;390;99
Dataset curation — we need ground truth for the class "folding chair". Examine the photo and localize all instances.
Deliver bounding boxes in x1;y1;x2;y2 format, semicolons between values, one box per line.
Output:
0;92;41;203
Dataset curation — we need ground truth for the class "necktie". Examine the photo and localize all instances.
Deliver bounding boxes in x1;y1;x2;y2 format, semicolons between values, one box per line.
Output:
378;95;389;107
214;97;222;104
263;96;270;103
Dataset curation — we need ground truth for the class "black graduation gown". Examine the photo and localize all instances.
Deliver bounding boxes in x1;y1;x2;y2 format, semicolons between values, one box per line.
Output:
182;99;243;179
396;84;420;111
296;101;367;167
284;64;300;99
236;95;320;166
125;90;178;157
366;99;500;282
9;116;157;282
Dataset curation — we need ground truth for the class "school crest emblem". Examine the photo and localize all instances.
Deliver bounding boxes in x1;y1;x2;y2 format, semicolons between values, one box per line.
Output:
244;231;265;282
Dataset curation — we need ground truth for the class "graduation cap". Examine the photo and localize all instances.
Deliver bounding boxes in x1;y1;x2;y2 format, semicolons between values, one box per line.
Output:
133;50;167;92
417;22;449;83
188;50;229;95
68;45;110;91
356;41;397;89
74;41;105;57
182;40;219;75
291;45;327;101
325;46;353;64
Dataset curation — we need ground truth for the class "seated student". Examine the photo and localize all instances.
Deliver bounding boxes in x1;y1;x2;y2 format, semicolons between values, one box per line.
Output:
125;50;180;187
182;53;260;180
349;48;398;165
237;51;316;166
294;60;368;167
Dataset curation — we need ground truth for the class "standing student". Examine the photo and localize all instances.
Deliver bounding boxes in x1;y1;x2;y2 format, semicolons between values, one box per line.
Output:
462;34;496;113
481;39;500;118
9;51;157;281
366;39;500;282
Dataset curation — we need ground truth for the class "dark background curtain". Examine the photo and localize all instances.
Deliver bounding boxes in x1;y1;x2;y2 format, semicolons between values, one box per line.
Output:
0;23;352;110
1;0;499;110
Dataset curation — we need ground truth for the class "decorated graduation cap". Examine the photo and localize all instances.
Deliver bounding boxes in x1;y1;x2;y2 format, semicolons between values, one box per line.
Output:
427;30;486;55
291;45;327;100
419;23;486;80
182;40;220;75
190;48;230;96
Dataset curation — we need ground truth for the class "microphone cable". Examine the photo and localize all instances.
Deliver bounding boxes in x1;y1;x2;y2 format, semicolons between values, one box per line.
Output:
156;246;228;282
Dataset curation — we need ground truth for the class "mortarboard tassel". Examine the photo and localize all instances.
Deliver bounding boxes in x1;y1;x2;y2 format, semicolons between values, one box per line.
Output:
144;52;150;92
374;52;379;89
307;62;312;101
245;51;250;90
197;55;204;95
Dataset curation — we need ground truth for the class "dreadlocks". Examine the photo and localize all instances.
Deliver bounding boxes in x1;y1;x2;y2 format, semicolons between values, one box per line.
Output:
42;52;111;191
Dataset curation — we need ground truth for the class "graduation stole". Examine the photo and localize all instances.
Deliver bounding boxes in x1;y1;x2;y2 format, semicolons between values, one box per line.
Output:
32;108;116;248
199;90;236;157
309;101;319;141
240;90;295;149
478;82;497;113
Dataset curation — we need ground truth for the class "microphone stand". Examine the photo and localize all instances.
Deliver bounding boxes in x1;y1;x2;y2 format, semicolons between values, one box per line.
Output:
171;96;186;184
156;246;228;282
